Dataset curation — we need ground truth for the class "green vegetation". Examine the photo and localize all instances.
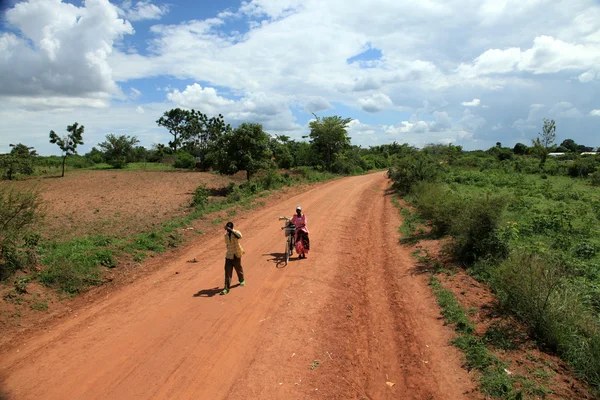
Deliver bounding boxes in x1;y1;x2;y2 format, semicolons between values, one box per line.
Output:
430;276;521;398
0;188;42;281
0;144;37;180
388;133;600;391
49;122;85;177
98;134;140;169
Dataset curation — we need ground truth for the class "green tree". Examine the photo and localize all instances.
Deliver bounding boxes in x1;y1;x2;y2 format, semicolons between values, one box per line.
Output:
213;123;274;181
0;144;37;180
49;122;84;177
98;134;140;169
269;135;294;169
538;118;556;149
513;143;527;155
156;108;189;152
308;114;352;170
84;147;105;164
560;138;577;153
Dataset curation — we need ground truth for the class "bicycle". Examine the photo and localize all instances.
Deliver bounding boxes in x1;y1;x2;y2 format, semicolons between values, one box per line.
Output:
279;216;296;265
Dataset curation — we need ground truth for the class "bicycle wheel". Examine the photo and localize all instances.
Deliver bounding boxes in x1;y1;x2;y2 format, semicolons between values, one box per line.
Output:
285;238;290;265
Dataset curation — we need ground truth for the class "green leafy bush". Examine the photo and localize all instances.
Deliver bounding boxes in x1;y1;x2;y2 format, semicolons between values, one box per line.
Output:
174;152;196;169
450;194;508;264
388;152;439;195
190;184;210;209
0;188;42;280
493;252;600;386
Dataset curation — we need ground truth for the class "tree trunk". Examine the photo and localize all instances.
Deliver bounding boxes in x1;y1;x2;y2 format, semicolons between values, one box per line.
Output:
62;156;66;177
246;170;251;181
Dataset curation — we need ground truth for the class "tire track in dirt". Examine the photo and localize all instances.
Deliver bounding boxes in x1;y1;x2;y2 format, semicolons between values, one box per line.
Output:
0;172;477;399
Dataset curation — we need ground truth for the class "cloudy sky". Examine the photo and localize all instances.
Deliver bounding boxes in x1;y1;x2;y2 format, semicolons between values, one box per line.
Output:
1;0;599;155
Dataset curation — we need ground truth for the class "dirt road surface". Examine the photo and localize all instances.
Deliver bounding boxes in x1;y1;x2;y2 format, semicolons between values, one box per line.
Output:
0;172;478;400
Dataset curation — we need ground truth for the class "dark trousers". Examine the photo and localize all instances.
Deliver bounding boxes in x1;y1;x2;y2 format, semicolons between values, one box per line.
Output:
224;255;244;290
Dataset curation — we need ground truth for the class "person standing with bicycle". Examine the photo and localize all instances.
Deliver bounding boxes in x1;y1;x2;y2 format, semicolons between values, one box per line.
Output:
291;206;310;259
220;221;245;295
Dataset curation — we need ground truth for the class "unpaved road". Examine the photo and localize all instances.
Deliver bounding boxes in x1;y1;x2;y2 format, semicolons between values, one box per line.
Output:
0;172;478;399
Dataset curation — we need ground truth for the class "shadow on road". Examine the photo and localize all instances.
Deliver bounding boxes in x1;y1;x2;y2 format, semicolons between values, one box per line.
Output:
193;287;221;297
263;252;298;268
193;283;242;298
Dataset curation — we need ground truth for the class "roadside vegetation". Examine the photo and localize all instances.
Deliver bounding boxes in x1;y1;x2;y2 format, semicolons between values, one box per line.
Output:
388;119;600;395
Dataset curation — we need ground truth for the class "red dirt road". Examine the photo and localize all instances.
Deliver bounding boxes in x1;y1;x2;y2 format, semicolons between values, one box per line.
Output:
0;172;478;399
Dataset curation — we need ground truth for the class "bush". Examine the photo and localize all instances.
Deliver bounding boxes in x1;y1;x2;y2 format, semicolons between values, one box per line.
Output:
493;252;600;386
388;152;439;195
190;184;210;209
174;152;196;169
411;182;460;235
450;193;508;264
590;169;600;187
0;188;42;280
569;157;598;178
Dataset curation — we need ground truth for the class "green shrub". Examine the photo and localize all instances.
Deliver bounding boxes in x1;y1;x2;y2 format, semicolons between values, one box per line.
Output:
174;152;195;169
411;182;460;235
190;184;210;209
388;152;440;195
0;188;42;280
493;252;600;386
590;169;600;187
450;193;508;264
569;157;598;178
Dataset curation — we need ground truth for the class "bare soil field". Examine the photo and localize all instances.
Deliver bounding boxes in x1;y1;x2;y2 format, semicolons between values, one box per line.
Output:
0;169;246;240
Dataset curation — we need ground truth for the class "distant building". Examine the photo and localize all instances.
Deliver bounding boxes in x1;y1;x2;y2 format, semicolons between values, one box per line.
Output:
580;152;597;156
548;153;565;157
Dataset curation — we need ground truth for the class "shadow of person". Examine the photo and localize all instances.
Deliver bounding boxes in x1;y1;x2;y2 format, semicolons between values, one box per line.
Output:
193;287;221;297
193;284;242;297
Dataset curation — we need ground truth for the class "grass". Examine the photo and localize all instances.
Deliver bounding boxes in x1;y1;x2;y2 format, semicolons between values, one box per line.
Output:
430;276;522;398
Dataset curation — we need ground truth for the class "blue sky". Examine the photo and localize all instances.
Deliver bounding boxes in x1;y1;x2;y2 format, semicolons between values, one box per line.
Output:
1;0;600;155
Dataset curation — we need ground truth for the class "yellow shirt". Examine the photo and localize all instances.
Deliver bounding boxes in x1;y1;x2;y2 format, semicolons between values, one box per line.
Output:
224;229;244;259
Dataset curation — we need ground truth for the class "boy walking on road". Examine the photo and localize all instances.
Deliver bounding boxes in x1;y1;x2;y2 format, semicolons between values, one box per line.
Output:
221;221;245;295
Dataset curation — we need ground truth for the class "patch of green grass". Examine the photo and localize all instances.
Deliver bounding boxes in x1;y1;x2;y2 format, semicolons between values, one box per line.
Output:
30;298;49;311
483;321;526;351
431;276;524;398
37;237;109;293
430;276;475;334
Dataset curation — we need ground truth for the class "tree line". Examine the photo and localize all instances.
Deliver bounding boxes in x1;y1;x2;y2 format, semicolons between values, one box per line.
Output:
1;114;597;181
0;108;402;180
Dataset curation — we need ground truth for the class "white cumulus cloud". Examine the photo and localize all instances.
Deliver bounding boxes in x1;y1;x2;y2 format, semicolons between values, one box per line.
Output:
461;99;481;107
0;0;134;108
119;1;169;21
358;93;393;113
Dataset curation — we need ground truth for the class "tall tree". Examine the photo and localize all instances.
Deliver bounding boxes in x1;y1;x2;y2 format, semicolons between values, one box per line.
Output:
308;114;352;170
49;122;84;177
98;134;140;169
213;123;274;181
538;118;556;149
156;108;189;152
